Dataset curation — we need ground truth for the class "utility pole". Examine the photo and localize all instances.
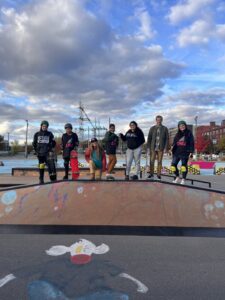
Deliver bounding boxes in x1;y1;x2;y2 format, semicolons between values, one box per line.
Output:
7;132;9;154
25;120;29;158
194;116;198;157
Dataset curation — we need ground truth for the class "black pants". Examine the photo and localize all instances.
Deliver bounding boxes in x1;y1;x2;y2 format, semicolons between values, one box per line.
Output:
171;155;189;179
38;156;48;181
63;157;70;176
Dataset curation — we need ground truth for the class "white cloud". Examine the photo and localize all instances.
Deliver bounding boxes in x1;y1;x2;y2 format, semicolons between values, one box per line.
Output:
177;19;213;47
0;0;183;123
168;0;215;25
216;24;225;42
135;10;156;41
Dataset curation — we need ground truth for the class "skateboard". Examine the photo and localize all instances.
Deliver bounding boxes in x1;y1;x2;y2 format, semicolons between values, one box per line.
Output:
70;150;80;180
47;151;57;181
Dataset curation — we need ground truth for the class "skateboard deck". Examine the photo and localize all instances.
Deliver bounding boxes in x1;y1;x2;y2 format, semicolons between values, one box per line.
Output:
70;150;80;180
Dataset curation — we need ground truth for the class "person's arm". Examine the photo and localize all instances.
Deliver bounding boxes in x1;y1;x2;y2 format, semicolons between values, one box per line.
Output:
189;132;195;156
115;135;119;147
102;151;107;172
120;133;126;141
164;127;169;151
140;129;145;145
85;148;91;162
147;127;153;148
32;133;37;152
49;133;56;151
74;133;79;148
60;135;64;150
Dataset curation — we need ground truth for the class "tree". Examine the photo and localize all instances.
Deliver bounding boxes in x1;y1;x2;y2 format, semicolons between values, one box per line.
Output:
196;135;211;153
11;140;20;155
218;137;225;152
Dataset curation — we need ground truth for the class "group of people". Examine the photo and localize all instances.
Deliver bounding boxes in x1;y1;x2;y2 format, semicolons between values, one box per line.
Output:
32;115;194;185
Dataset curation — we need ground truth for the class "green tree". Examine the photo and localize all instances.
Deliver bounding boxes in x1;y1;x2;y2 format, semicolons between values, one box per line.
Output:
218;137;225;152
11;140;20;155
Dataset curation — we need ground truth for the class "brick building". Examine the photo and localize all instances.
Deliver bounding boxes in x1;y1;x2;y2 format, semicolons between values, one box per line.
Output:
196;120;225;153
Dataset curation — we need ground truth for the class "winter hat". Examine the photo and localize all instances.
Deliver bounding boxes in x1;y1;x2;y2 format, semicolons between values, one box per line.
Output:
129;121;138;127
41;120;49;127
178;120;187;127
91;137;98;143
65;123;73;129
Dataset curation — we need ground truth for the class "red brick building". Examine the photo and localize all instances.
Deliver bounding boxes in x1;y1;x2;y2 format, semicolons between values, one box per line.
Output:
196;120;225;153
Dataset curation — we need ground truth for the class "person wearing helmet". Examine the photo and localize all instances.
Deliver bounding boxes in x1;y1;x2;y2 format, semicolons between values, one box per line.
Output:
33;120;56;184
61;123;79;180
171;120;195;185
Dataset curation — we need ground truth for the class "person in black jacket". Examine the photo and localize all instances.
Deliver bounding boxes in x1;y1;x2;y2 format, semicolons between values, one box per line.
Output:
171;120;194;185
33;120;56;184
102;124;119;179
120;121;145;180
61;123;79;180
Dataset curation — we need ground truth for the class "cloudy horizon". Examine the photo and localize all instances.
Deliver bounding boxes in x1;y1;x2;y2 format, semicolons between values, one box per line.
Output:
0;0;225;143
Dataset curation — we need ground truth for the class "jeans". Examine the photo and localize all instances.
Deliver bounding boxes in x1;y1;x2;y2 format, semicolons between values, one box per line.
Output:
126;146;142;176
171;155;189;179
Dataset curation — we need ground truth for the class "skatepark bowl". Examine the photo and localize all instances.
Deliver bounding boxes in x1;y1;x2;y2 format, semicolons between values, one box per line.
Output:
0;179;225;231
1;180;225;300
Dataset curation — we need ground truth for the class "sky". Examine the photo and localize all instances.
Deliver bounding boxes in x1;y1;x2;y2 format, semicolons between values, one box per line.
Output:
0;0;225;143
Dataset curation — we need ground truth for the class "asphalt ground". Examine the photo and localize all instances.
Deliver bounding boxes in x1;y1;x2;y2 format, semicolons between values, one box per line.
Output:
1;234;225;299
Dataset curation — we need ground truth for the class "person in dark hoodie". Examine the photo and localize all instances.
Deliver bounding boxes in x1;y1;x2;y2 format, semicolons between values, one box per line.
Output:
61;123;79;180
171;120;194;185
120;121;145;180
33;120;56;184
102;123;119;180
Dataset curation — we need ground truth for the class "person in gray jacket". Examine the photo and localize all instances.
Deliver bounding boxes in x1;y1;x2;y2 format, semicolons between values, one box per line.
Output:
147;115;169;179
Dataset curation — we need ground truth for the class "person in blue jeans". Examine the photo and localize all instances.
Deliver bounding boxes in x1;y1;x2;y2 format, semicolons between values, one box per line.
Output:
171;120;194;185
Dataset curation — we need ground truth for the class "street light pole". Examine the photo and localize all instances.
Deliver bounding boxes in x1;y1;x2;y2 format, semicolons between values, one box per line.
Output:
25;120;29;158
7;132;9;154
194;116;198;157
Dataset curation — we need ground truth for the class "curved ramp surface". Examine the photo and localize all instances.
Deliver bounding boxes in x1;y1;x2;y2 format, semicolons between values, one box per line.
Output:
0;181;225;227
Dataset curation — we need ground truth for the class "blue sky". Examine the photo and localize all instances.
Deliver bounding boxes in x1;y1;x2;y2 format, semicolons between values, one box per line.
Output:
0;0;225;143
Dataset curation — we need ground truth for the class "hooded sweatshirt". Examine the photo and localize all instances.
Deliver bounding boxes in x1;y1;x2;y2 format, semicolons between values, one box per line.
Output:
120;128;145;150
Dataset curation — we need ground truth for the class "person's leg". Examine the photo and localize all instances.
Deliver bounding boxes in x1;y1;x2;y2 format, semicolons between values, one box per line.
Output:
181;157;189;179
38;156;46;184
150;150;156;175
89;160;95;180
95;169;102;180
126;149;134;177
110;154;117;173
63;157;70;179
157;151;163;177
107;155;114;174
133;146;142;177
171;156;180;182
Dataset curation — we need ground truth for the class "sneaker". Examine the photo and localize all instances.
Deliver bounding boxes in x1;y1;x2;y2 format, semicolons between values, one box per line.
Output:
157;175;161;180
125;175;130;181
39;179;44;185
180;179;185;185
132;175;138;180
63;175;68;180
147;174;154;179
172;177;179;183
106;174;115;180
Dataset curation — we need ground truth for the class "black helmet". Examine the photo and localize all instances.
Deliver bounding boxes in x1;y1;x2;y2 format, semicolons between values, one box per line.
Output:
65;123;73;129
41;120;49;127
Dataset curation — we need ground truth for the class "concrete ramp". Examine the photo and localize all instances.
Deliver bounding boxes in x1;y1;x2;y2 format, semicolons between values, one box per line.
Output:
0;181;225;227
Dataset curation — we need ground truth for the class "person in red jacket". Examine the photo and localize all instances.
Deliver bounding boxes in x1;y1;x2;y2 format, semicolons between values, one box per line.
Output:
85;138;106;180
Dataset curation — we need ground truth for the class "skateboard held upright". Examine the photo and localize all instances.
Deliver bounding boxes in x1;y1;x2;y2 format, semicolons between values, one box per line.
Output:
70;150;80;180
